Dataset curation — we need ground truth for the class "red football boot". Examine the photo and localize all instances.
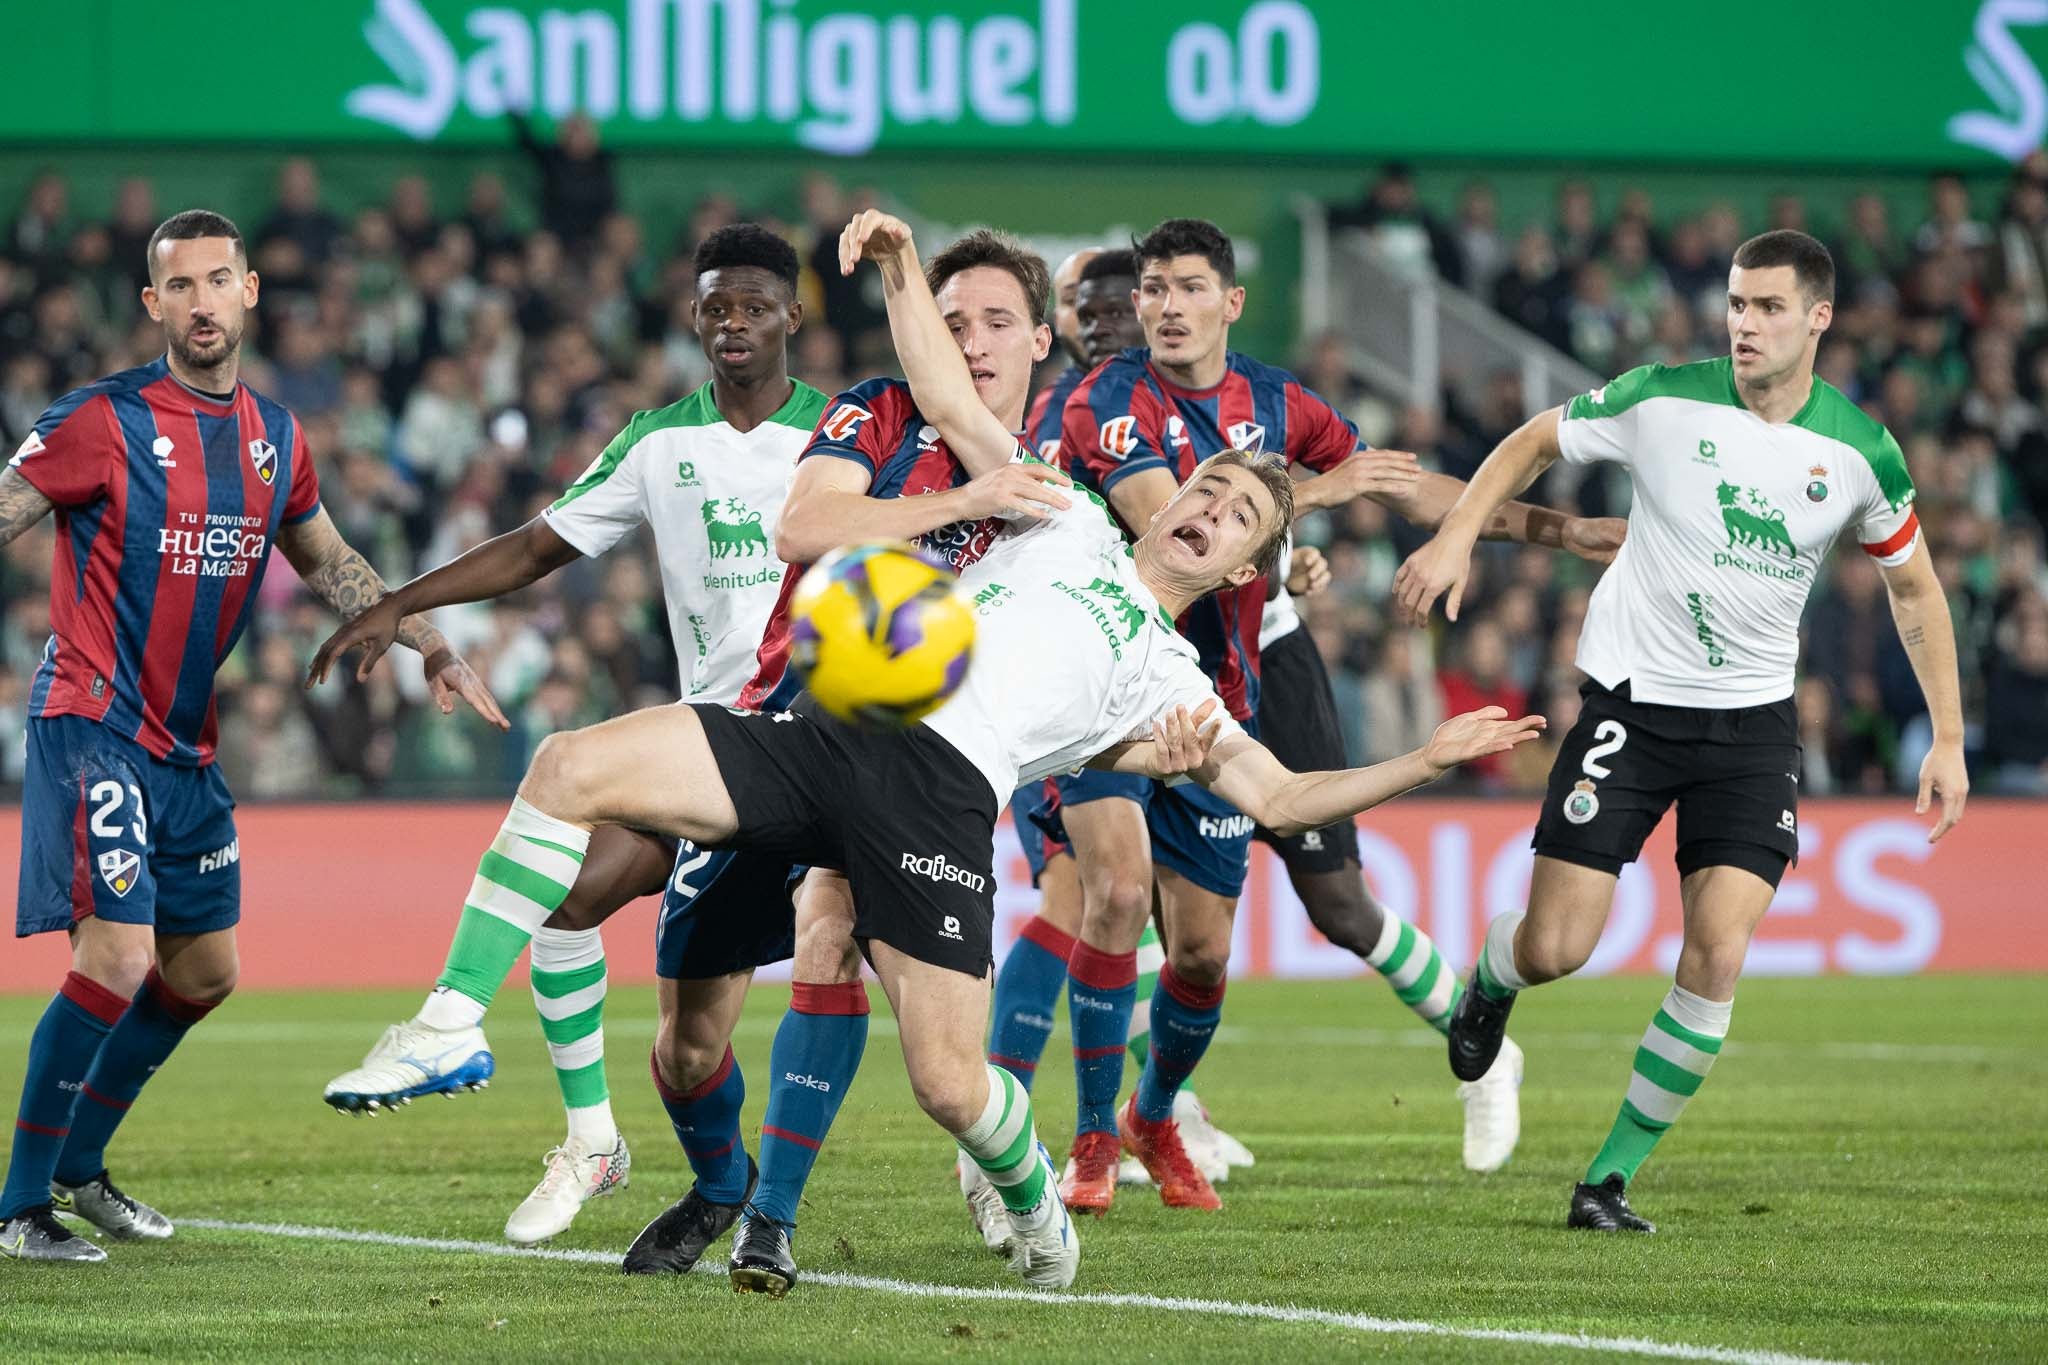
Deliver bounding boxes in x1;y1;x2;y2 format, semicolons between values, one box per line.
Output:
1117;1094;1222;1211
1059;1129;1120;1215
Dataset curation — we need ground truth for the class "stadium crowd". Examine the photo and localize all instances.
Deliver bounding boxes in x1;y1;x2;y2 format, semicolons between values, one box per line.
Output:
2;145;2045;799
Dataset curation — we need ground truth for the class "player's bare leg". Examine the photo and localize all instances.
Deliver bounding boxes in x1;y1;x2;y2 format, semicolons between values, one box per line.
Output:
987;851;1081;1087
1449;857;1618;1084
874;942;1077;1290
1573;865;1775;1233
1057;796;1155;1211
1120;868;1233;1211
326;706;741;1114
502;826;671;1243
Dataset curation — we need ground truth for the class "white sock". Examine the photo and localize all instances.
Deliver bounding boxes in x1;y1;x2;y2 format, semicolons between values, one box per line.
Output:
1480;911;1531;994
418;984;488;1031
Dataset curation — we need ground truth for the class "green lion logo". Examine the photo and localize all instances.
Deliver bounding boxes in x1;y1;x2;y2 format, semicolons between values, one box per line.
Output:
1716;482;1796;559
1083;578;1148;641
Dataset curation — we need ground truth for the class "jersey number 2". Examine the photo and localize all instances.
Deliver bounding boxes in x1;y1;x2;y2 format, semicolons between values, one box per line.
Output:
1580;721;1628;780
88;780;147;844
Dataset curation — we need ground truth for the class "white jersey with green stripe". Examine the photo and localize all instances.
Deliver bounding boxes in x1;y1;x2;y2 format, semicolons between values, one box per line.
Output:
925;461;1243;803
1558;356;1918;708
544;380;828;702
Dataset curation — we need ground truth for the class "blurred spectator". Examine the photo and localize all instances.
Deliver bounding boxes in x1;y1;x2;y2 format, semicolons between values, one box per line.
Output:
1455;181;1508;299
1983;590;2048;792
510;110;617;248
389;175;441;258
9;170;70;272
1493;226;1569;349
256;158;345;268
1436;619;1527;788
1913;172;1992;257
1329;163;1461;282
106;177;159;292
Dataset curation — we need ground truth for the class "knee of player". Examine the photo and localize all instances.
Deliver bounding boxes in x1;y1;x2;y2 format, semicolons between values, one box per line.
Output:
1679;936;1748;997
907;1058;986;1134
652;1028;725;1093
1084;869;1151;926
523;731;597;809
1298;874;1383;956
1166;938;1230;987
72;944;153;998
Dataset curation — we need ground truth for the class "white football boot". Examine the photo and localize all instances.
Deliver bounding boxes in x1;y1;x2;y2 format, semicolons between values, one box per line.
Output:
504;1133;631;1244
1003;1145;1079;1289
323;1021;494;1113
1457;1036;1524;1173
957;1153;1011;1253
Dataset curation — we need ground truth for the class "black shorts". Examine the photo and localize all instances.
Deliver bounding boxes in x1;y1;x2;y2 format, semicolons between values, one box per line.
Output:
1249;626;1360;874
1532;679;1801;888
692;701;998;976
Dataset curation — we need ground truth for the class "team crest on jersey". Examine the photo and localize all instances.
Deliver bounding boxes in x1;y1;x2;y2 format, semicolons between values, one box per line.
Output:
1225;420;1267;454
1098;415;1137;458
247;439;277;485
1805;464;1829;503
1562;779;1600;825
819;404;872;442
97;849;141;898
9;429;44;466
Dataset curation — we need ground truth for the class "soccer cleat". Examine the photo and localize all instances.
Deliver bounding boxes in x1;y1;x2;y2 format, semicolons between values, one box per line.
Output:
956;1153;1010;1253
623;1154;755;1274
1003;1145;1079;1289
728;1209;797;1296
1456;1037;1524;1173
323;1020;494;1113
1447;971;1518;1082
1568;1175;1656;1233
1058;1130;1120;1215
1117;1094;1221;1211
1171;1089;1240;1183
0;1207;106;1262
50;1171;172;1241
504;1133;632;1245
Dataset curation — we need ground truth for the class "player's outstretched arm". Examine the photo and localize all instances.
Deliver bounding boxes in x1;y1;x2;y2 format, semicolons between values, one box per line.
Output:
304;517;578;694
1392;407;1569;623
281;507;509;729
1879;540;1969;842
1196;707;1546;836
775;456;1070;564
0;466;56;550
1090;700;1226;779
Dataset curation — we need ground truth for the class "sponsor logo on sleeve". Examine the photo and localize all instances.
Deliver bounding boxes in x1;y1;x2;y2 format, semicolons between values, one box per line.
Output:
819;403;873;442
11;430;45;465
1098;415;1137;458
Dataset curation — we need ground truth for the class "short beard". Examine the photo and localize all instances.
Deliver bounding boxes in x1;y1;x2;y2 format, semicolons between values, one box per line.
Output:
169;321;241;378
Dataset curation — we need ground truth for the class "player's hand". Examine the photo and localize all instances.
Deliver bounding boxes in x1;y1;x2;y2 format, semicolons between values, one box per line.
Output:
838;209;916;276
1564;516;1629;565
1421;706;1547;775
1150;700;1223;777
1332;448;1421;502
959;460;1071;522
424;647;510;731
306;597;405;690
1393;531;1478;625
1285;545;1330;596
1915;738;1968;843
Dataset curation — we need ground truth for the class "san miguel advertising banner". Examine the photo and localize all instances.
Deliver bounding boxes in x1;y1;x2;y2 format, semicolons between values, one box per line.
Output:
0;799;2037;993
8;1;2048;165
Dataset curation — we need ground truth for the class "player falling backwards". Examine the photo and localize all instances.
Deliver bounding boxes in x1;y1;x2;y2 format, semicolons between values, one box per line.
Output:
0;211;502;1264
385;203;1543;1296
314;225;827;1247
317;225;1072;1275
1028;217;1621;1214
1397;229;1968;1233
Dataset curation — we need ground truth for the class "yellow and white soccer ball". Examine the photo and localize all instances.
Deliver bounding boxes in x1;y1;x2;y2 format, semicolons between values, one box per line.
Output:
788;540;975;726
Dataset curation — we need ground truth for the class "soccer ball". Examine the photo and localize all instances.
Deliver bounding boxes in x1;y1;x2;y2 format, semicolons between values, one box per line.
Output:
788;541;975;726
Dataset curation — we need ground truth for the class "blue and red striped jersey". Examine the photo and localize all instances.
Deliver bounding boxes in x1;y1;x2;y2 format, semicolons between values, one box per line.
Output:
9;357;321;767
1023;363;1089;462
740;377;1007;713
1060;346;1357;720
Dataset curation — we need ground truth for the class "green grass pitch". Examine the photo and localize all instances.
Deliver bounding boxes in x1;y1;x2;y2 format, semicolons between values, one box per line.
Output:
1;976;2043;1361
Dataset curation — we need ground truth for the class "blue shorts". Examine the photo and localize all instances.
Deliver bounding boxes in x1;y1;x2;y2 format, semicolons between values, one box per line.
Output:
16;714;240;939
653;839;799;980
1050;767;1254;900
1013;780;1070;888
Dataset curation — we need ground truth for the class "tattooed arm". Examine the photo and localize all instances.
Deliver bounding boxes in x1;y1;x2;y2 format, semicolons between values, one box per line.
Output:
0;466;56;549
278;508;508;728
1879;536;1966;842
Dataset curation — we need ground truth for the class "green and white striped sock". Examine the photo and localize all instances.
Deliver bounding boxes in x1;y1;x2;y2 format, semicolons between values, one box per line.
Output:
957;1064;1050;1223
1585;984;1731;1185
419;797;589;1031
530;925;616;1146
1125;921;1166;1067
1364;910;1462;1035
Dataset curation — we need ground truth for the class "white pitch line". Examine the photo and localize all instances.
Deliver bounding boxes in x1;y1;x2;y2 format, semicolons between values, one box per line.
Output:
182;1218;1859;1365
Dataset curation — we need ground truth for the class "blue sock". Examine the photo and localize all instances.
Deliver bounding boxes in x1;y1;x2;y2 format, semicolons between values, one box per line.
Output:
988;915;1074;1089
1134;963;1225;1123
2;973;125;1219
1068;941;1136;1136
752;981;869;1230
650;1044;750;1205
54;968;217;1187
